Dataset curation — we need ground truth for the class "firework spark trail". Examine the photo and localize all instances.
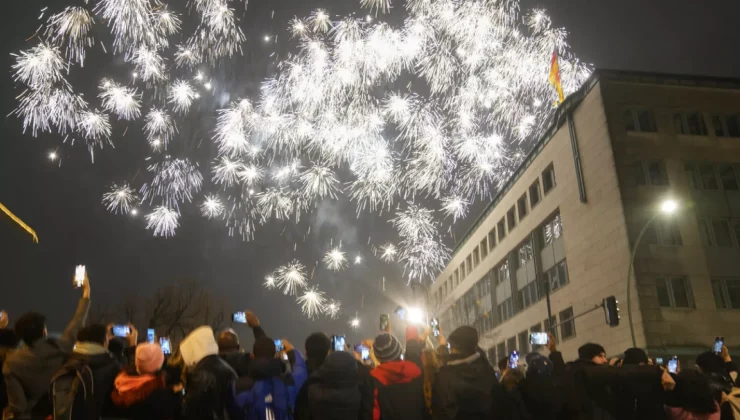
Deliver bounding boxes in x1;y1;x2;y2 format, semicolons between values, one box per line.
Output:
275;260;308;296
200;195;224;218
325;299;341;319
10;0;590;285
145;206;180;237
102;183;137;214
323;246;348;272
297;286;327;319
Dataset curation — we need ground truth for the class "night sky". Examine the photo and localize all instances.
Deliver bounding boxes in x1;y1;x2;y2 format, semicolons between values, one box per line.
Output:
1;0;739;350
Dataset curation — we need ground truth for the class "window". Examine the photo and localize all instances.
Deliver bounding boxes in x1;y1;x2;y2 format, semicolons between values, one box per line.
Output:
466;255;473;274
496;261;510;285
698;164;719;190
480;238;488;260
496;260;514;322
496;342;506;364
624;108;657;133
530;323;543;350
518;330;529;354
529;181;541;208
674;112;708;136
518;241;533;266
498;219;506;241
545;260;570;293
656;276;694;308
518;194;528;220
473;247;480;268
453;269;459;286
633;161;669;186
713;114;740;138
444;282;448;296
543;316;558;344
488;228;497;252
542;165;556;193
459;263;465;282
506;336;517;355
559;307;576;340
718;165;739;190
699;219;736;247
648;220;683;246
712;278;740;309
507;207;516;231
543;214;563;245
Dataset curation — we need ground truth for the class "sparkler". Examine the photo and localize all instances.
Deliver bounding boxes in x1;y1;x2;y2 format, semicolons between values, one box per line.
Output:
297;286;327;319
323;247;348;272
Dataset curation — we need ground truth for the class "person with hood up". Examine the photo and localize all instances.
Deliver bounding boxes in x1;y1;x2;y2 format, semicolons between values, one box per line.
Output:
235;336;307;420
294;332;331;420
180;326;244;420
217;311;266;377
2;273;91;420
517;352;564;420
560;342;675;420
110;342;183;420
370;332;427;420
305;350;371;420
50;323;124;419
0;311;18;412
433;326;499;420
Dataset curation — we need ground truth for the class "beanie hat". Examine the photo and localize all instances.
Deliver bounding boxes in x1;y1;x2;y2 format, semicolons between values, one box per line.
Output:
448;326;479;354
525;353;553;377
622;347;648;365
136;343;165;375
578;343;606;361
373;333;403;363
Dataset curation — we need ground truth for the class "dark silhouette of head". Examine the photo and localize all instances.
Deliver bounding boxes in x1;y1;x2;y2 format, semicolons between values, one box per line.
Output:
14;312;46;347
253;336;277;359
672;370;718;415
217;329;240;353
305;332;331;363
77;324;108;346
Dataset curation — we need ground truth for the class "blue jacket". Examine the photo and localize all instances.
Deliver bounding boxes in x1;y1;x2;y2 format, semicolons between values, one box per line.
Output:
236;351;307;420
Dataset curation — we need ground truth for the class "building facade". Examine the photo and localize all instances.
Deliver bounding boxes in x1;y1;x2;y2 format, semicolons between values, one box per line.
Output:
430;70;740;364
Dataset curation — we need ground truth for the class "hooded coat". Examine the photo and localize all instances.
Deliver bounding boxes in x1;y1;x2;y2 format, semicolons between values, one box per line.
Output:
180;326;244;420
433;352;499;420
235;350;307;420
304;351;371;420
2;297;90;420
110;369;182;420
370;360;427;420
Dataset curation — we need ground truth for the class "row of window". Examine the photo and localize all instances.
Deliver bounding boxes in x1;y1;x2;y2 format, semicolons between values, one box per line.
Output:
623;108;740;138
655;276;740;310
435;164;557;303
627;160;740;193
491;306;576;364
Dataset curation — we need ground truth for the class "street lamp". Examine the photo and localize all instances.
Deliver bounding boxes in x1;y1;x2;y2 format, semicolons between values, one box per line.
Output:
626;199;679;347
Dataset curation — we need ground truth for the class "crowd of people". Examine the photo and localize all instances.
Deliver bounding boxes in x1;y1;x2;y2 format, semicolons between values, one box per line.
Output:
1;274;740;420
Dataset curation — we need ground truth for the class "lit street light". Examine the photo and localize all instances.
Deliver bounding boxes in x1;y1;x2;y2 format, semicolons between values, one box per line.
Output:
626;199;679;347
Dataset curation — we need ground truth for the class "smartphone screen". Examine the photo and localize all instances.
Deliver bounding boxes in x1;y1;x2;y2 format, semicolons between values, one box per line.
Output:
362;349;370;360
333;335;346;352
274;339;284;352
147;329;156;344
232;312;247;324
112;325;130;337
714;337;724;353
380;314;389;331
509;351;519;369
655;357;664;365
430;318;440;337
160;337;172;355
668;357;678;373
529;332;549;345
74;265;85;288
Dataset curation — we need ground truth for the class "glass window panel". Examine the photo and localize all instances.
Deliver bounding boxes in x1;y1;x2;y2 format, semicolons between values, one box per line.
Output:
671;277;691;308
498;219;506;241
656;279;671;307
624;109;636;131
543;166;556;193
480;239;488;259
712;279;727;309
530;182;541;207
506;337;517;355
518;195;528;220
686;112;707;135
699;219;713;246
647;161;668;186
699;164;718;190
713;115;727;137
728;115;740;137
518;331;529;354
685;164;699;189
488;229;497;252
719;165;739;190
673;113;685;134
558;261;569;287
713;220;733;247
637;110;656;132
560;307;576;340
507;207;516;231
726;279;740;309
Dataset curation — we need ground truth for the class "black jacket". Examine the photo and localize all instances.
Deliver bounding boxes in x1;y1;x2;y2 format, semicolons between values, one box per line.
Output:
219;326;266;378
433;352;499;419
560;359;664;420
110;370;182;420
300;352;371;420
184;354;244;420
51;345;121;419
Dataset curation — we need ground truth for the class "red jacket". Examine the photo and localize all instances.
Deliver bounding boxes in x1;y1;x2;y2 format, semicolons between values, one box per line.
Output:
370;361;423;420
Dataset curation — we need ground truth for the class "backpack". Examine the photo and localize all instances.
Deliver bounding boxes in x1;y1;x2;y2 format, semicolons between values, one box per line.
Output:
50;360;97;420
373;376;427;420
726;388;740;419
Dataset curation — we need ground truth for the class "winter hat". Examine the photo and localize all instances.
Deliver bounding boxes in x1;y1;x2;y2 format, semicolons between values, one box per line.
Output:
136;343;165;375
622;347;648;365
525;353;553;377
448;326;479;354
180;326;219;367
578;343;606;361
696;351;726;374
0;329;18;348
373;333;402;363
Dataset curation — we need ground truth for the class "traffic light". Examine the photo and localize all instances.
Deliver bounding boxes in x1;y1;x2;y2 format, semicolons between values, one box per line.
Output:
603;296;620;327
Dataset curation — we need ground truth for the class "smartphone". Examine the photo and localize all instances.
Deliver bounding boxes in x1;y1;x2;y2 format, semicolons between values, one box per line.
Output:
430;318;440;337
159;337;172;355
74;265;86;288
509;351;519;369
380;314;389;331
394;307;406;320
147;329;155;344
332;335;346;352
112;325;130;337
714;336;724;354
274;339;284;352
232;312;247;324
529;332;549;346
655;357;664;365
668;356;678;373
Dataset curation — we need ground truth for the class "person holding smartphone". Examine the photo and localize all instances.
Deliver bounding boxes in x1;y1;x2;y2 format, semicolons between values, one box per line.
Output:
3;270;92;420
216;310;267;377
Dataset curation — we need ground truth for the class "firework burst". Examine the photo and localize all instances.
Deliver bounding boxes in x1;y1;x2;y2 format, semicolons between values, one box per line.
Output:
102;184;137;214
145;206;179;237
323;247;348;272
275;260;308;296
325;299;342;319
297;286;327;319
200;195;224;218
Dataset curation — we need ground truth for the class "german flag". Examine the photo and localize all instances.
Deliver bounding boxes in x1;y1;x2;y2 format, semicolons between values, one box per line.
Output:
548;50;565;105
